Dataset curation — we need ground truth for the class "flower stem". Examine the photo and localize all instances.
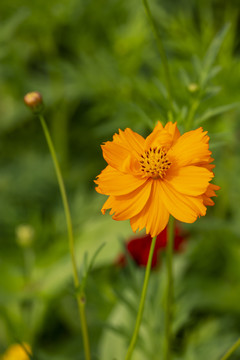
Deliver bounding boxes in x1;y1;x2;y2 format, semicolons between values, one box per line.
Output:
38;114;91;360
185;98;200;131
164;216;175;360
125;236;157;360
220;338;240;360
142;0;173;112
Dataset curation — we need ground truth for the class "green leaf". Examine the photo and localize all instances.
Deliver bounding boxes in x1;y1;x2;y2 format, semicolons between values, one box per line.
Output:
195;103;239;125
80;242;106;292
32;215;132;296
200;24;230;87
0;9;29;44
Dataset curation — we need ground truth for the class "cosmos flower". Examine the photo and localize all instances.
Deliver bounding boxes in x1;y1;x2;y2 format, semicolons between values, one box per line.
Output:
95;122;219;237
116;225;186;268
2;343;31;360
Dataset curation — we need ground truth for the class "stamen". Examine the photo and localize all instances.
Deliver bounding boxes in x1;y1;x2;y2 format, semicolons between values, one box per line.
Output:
139;146;171;179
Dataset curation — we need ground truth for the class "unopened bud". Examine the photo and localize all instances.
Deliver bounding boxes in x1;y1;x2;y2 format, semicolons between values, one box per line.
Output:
188;83;199;93
16;224;35;248
24;91;43;114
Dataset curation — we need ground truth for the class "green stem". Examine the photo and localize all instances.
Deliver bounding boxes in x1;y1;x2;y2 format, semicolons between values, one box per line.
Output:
125;236;157;360
38;114;91;360
185;98;200;131
220;338;240;360
142;0;173;112
164;216;175;360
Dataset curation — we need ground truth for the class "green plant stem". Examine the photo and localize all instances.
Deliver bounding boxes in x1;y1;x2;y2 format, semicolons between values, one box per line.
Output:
220;338;240;360
164;216;175;360
142;0;173;112
39;114;91;360
185;98;200;131
125;236;157;360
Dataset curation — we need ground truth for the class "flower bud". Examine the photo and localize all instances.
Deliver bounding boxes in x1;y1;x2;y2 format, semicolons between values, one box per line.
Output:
16;224;35;248
188;83;199;93
24;91;43;114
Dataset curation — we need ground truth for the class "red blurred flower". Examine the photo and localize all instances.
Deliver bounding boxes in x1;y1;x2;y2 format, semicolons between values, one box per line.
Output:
116;225;186;269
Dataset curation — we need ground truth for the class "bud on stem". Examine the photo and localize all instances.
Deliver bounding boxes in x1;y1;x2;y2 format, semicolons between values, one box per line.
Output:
24;91;44;114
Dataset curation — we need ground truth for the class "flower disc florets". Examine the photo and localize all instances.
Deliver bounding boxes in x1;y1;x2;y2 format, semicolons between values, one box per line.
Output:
140;147;171;179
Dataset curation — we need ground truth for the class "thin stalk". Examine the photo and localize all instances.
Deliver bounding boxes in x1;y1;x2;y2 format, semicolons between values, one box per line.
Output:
220;338;240;360
185;98;200;131
39;114;91;360
164;216;175;360
142;0;173;111
125;236;157;360
185;86;204;131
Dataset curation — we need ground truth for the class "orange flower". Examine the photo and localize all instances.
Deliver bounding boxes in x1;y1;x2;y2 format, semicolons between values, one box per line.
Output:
2;343;31;360
95;122;220;237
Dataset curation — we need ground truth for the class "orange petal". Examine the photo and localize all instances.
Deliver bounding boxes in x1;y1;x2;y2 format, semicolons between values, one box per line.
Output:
168;127;212;167
152;121;164;132
130;180;170;237
164;122;181;145
145;128;173;150
101;180;152;220
101;128;145;173
95;165;147;195
158;180;206;223
101;141;136;173
146;121;163;141
113;128;145;157
202;183;220;205
202;195;215;206
165;166;213;196
205;183;220;197
202;163;215;171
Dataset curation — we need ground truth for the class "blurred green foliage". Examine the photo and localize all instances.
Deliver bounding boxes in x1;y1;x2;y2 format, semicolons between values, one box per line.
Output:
0;0;240;359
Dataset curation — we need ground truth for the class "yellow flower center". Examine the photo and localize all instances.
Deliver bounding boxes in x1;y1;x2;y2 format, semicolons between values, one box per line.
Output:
139;147;171;179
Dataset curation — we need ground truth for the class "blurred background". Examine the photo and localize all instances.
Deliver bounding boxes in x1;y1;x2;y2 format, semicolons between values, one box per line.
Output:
0;0;240;359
